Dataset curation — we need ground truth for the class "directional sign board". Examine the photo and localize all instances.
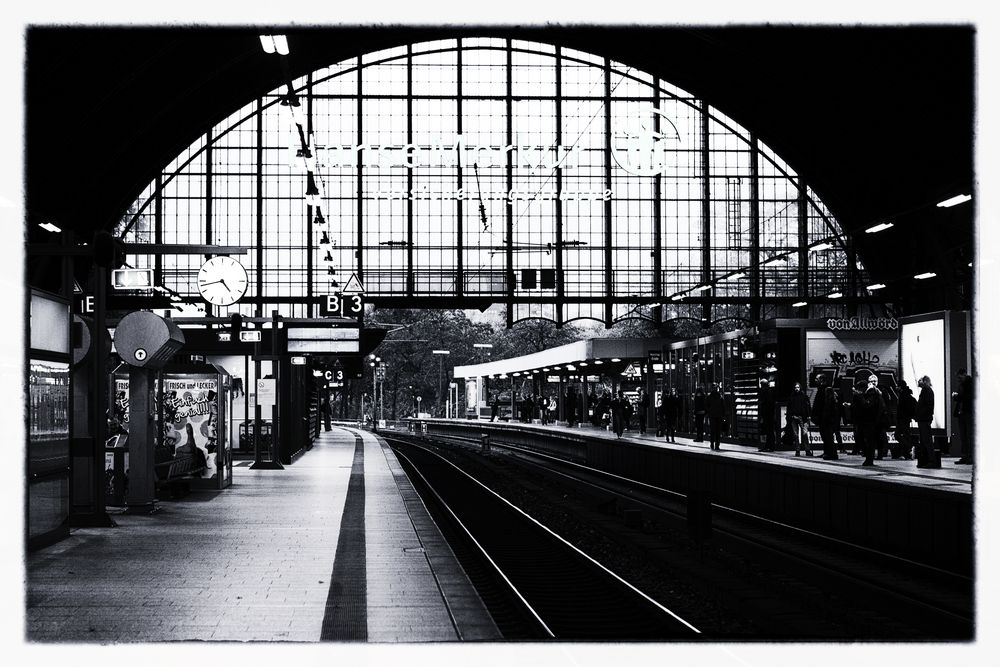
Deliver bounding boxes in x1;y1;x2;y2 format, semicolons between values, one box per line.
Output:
256;378;276;406
287;326;360;353
111;268;153;289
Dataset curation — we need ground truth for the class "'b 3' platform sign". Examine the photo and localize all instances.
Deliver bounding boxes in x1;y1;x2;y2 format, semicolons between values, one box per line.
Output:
321;292;363;317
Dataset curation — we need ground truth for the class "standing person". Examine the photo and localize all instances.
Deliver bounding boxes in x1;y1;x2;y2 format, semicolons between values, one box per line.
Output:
610;390;628;439
637;388;649;435
757;379;776;452
540;394;551;425
857;374;888;466
660;387;680;443
598;392;612;429
812;376;838;460
693;386;707;442
831;386;846;454
588;390;600;427
915;375;936;468
490;391;500;422
321;386;332;432
566;386;578;428
849;382;867;456
953;368;974;465
706;383;726;451
893;380;917;459
786;382;813;457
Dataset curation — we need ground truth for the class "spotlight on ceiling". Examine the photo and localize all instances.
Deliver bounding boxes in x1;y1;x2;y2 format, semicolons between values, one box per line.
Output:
792;301;807;308
937;194;971;208
867;283;886;291
914;272;937;280
38;222;62;233
865;222;894;234
809;242;832;251
827;292;843;299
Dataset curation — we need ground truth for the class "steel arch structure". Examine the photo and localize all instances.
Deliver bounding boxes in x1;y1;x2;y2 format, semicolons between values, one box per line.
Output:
117;37;870;327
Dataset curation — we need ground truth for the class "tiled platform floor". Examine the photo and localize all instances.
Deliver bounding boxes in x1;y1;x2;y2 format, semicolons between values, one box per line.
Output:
26;427;498;643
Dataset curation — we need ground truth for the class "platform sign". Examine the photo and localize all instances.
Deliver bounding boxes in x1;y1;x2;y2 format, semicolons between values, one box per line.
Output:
217;331;232;342
239;330;262;343
111;268;153;290
256;378;276;406
321;292;364;317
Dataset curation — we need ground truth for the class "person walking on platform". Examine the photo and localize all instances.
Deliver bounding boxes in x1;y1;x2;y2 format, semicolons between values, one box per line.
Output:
693;386;707;442
812;376;838;460
893;380;916;459
660;387;680;443
706;383;726;451
915;375;936;468
610;390;628;439
952;368;974;464
757;379;776;451
637;388;649;435
786;382;812;457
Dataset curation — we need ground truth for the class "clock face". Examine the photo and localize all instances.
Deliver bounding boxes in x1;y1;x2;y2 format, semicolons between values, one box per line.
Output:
197;256;248;306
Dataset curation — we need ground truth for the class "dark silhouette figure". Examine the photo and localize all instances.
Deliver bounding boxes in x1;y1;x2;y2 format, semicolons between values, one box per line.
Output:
566;387;578;427
693;386;706;442
894;381;917;459
706;384;726;451
786;382;813;456
915;375;936;468
953;368;974;464
659;388;680;442
610;390;628;439
757;380;776;451
812;376;838;460
637;388;649;435
490;392;500;422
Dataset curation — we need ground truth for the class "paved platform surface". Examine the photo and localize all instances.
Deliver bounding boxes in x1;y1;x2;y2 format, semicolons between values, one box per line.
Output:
412;418;973;496
26;427;499;643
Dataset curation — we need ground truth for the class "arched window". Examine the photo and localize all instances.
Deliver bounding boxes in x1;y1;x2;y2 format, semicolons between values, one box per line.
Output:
118;38;865;326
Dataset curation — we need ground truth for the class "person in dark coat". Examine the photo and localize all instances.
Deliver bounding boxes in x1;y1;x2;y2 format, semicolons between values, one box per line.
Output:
849;384;867;456
757;379;776;451
831;387;846;453
857;374;889;466
637;388;649;435
893;381;917;459
490;391;500;422
660;387;680;443
786;382;813;456
812;376;838;460
693;386;707;442
588;391;600;427
915;375;936;467
610;390;628;439
952;368;974;464
539;394;551;425
706;383;726;450
566;386;578;428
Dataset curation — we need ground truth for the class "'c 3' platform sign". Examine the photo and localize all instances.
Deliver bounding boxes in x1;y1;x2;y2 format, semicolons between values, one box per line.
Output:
611;105;682;177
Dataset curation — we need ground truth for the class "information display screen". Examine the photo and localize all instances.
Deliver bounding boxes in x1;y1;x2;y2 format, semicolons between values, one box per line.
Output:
900;319;946;429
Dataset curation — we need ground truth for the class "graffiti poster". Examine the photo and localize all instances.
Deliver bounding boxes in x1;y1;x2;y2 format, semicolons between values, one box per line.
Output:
162;376;219;479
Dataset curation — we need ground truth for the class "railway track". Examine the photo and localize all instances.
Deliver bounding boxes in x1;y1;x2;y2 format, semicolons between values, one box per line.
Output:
384;434;701;640
386;430;974;641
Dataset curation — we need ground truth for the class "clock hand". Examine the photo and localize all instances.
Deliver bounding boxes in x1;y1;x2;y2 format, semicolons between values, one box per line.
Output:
200;279;223;287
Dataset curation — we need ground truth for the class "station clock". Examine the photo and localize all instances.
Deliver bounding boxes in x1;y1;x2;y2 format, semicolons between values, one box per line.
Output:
197;256;248;306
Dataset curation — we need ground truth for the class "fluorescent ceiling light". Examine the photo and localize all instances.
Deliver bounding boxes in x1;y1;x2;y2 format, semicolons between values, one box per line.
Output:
552;366;561;371
792;301;808;307
579;361;588;367
762;255;787;266
810;242;832;251
914;272;937;280
693;285;712;292
259;35;276;54
723;272;746;281
610;358;622;362
827;292;843;299
865;222;894;234
38;222;62;233
670;294;684;301
543;367;550;372
937;194;971;208
594;360;604;365
473;343;493;348
867;283;886;291
432;349;450;354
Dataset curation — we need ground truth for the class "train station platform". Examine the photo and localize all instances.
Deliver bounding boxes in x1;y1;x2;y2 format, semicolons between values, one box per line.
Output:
26;427;499;643
412;418;974;574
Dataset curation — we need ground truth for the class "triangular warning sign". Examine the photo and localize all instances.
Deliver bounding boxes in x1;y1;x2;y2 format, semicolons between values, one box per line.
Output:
73;280;83;294
341;273;365;294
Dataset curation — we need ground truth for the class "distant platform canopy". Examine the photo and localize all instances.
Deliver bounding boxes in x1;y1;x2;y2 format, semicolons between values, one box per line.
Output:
117;37;869;327
454;337;665;380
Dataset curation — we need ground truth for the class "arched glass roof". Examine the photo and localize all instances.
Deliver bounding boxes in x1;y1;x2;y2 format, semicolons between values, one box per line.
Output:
118;37;866;327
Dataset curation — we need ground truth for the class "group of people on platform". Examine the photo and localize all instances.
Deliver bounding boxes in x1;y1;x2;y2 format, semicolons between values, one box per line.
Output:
760;368;974;468
483;368;974;467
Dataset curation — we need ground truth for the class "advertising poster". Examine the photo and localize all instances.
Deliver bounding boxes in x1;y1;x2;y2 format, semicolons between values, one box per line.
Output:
466;378;479;415
162;377;219;479
900;319;946;429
